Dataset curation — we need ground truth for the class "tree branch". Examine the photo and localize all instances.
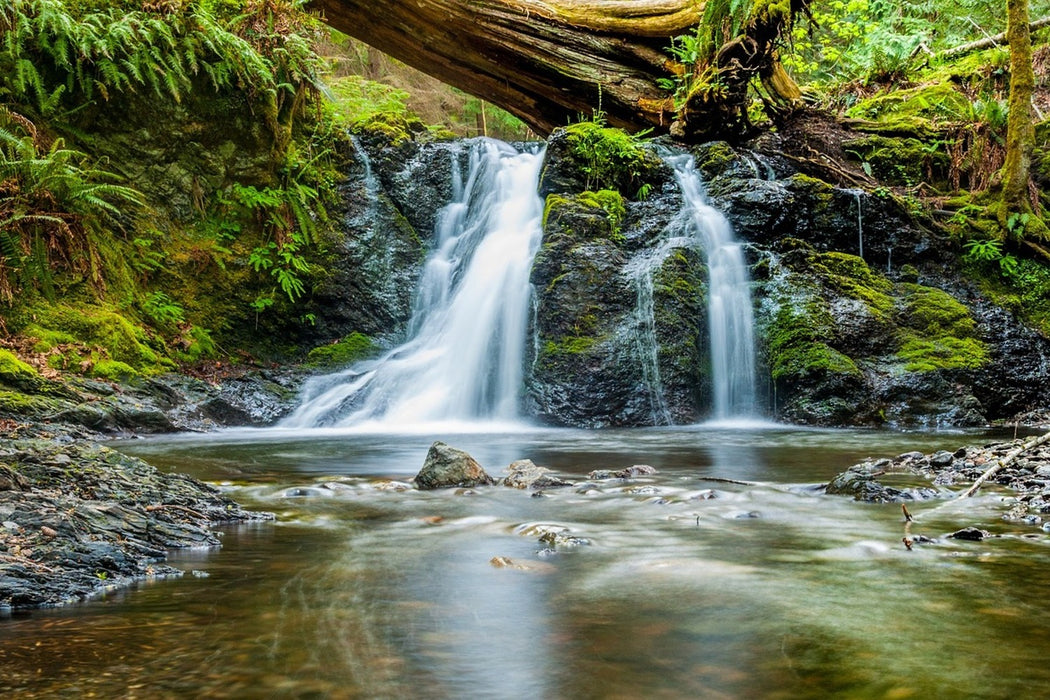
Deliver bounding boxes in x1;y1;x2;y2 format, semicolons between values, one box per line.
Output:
939;16;1050;60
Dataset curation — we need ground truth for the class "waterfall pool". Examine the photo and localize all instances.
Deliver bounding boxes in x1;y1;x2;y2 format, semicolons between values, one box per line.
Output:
3;425;1049;698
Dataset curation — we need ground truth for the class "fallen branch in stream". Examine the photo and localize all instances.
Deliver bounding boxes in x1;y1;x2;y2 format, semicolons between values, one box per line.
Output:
956;429;1050;499
902;504;914;551
697;476;766;487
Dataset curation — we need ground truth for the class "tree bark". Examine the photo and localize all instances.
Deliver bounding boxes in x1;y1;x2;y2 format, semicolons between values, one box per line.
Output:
1002;0;1036;218
308;0;806;139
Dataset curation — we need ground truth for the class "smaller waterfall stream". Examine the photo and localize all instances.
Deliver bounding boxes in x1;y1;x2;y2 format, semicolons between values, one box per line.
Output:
667;155;758;421
283;139;545;430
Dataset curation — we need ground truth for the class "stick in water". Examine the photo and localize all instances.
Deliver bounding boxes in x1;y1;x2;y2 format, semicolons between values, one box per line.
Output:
957;429;1050;499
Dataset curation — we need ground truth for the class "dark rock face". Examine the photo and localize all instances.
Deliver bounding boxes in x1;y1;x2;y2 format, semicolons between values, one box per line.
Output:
415;442;495;490
526;145;711;427
0;440;272;610
310;137;462;344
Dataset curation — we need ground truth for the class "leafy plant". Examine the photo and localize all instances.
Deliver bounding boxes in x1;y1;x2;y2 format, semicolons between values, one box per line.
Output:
963;237;1019;278
0;107;143;301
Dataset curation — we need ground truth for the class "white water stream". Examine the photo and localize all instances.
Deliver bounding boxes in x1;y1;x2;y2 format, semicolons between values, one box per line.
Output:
667;154;758;421
283;139;545;429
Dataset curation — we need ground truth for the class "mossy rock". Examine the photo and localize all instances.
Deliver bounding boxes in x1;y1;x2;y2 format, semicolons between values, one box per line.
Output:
846;83;973;127
543;191;625;243
352;112;428;146
897;284;977;338
897;336;987;372
817;252;895;317
767;304;861;381
843;134;946;187
894;284;988;371
540;123;667;199
25;304;174;375
0;349;39;387
306;332;378;368
90;359;140;381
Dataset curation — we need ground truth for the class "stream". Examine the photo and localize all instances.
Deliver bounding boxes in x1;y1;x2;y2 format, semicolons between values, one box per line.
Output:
3;425;1050;698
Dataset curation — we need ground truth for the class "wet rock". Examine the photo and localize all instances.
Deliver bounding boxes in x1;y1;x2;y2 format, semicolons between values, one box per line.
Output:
538;529;590;548
502;459;574;489
0;439;272;610
414;442;495;490
949;527;991;541
930;451;955;467
825;463;939;503
588;465;657;480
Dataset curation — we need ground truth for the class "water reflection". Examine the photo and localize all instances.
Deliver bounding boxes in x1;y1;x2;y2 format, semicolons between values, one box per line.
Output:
3;427;1048;698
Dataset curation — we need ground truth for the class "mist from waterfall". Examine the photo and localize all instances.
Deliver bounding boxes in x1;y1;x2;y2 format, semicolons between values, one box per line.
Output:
282;139;545;430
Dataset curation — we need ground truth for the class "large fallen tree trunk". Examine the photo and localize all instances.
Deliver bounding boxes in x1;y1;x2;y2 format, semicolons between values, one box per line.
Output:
308;0;810;140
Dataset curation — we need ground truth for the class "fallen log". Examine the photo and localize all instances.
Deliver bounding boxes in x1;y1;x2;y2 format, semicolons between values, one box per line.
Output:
308;0;811;140
939;16;1050;60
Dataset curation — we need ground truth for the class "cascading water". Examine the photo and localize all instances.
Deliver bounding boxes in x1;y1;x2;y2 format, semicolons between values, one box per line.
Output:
283;139;545;429
843;188;865;260
667;154;758;421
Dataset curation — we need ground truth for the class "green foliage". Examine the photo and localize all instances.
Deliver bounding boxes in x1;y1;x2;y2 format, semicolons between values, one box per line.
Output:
561;121;658;196
306;332;377;367
0;0;324;147
783;0;1011;85
963;237;1019;278
0;107;143;301
141;291;186;329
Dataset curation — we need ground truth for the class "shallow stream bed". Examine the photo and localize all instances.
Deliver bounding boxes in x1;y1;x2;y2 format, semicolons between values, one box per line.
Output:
3;425;1049;698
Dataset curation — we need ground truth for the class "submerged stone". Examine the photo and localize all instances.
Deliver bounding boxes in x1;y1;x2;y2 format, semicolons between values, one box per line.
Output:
503;459;574;489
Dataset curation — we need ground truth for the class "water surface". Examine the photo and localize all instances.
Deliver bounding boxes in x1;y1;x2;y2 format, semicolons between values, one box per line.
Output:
2;426;1047;699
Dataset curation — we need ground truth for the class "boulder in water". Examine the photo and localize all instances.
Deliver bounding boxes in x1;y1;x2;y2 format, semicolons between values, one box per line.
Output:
503;459;573;489
415;442;495;490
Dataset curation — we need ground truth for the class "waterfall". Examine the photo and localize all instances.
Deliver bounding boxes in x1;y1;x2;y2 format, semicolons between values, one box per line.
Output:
843;188;864;260
283;139;545;430
667;155;758;421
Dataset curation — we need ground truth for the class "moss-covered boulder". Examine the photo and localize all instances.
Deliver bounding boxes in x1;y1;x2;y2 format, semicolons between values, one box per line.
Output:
539;123;670;200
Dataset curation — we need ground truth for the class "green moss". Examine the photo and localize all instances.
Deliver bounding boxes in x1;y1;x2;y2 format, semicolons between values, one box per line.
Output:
543;336;598;357
560;121;659;197
894;284;987;370
24;304;174;374
351;112;426;145
577;190;626;232
543;191;625;243
785;174;835;210
846;83;973;125
818;252;895;316
0;349;38;383
897;336;987;371
841;134;945;186
898;284;976;337
0;389;67;417
306;332;378;368
90;359;140;380
767;304;861;380
693;141;738;178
